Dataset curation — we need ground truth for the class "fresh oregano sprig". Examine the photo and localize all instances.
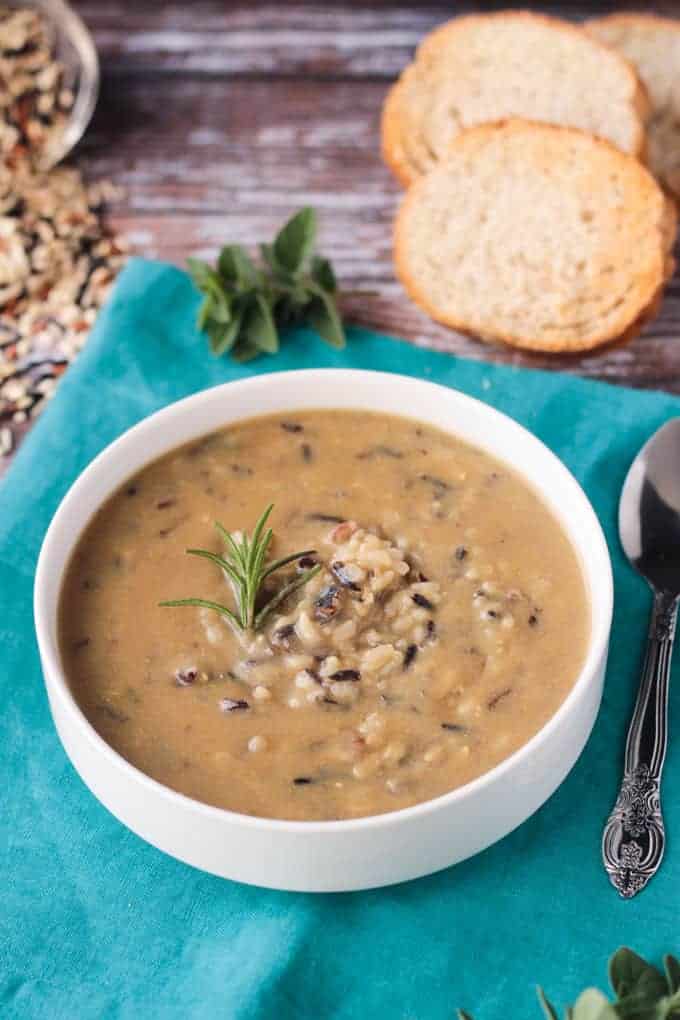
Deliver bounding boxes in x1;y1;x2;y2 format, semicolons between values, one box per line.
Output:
459;948;680;1020
187;207;345;362
159;503;321;632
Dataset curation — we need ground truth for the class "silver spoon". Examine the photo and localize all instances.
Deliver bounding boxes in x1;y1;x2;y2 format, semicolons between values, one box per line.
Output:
603;418;680;898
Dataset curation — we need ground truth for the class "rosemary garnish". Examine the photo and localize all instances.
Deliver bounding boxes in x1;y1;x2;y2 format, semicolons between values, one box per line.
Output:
159;504;321;632
187;207;346;362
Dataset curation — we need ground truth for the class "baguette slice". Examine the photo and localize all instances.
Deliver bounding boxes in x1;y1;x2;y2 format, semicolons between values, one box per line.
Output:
394;120;675;353
587;13;680;197
382;11;649;187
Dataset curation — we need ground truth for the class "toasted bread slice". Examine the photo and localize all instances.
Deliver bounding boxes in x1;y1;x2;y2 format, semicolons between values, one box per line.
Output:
382;11;649;186
381;77;421;188
587;13;680;197
394;120;675;353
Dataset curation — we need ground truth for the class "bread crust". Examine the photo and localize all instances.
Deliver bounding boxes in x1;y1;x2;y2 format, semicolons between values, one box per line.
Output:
586;12;680;197
380;78;418;188
382;10;650;187
394;120;674;353
585;11;680;35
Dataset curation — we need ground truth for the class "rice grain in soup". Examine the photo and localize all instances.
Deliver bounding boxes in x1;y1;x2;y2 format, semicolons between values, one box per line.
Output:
59;410;590;820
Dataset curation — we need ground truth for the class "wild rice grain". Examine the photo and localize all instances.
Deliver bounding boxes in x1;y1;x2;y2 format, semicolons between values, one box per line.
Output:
219;698;250;712
403;644;418;668
174;667;198;687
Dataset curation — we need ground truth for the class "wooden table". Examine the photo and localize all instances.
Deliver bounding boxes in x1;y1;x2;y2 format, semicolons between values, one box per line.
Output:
18;2;680;466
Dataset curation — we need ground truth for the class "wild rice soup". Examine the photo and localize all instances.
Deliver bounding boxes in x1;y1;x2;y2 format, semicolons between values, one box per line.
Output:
59;410;589;821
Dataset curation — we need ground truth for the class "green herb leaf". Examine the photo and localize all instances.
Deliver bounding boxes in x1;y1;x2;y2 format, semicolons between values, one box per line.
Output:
310;254;337;293
665;957;680;995
273;207;317;273
189;209;346;360
209;292;232;325
307;284;346;348
259;242;279;273
458;949;680;1020
218;245;260;289
197;295;213;331
157;596;241;631
244;292;279;353
663;990;680;1018
160;504;320;632
609;949;668;1011
207;314;242;356
186;257;216;290
188;207;346;359
231;338;263;363
537;987;559;1020
572;989;619;1020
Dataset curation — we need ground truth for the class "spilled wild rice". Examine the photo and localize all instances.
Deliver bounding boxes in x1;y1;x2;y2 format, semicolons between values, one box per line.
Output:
0;5;127;462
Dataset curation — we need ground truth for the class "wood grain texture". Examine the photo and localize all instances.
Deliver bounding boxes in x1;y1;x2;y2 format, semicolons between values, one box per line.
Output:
74;2;680;78
7;1;680;477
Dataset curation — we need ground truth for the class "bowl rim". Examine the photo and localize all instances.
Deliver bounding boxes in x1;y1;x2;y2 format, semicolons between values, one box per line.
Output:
34;368;614;834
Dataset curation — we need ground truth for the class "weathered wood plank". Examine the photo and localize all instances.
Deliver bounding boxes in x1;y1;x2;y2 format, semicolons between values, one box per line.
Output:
72;2;680;78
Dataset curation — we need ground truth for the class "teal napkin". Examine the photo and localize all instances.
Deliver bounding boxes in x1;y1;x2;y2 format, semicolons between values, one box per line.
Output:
2;258;679;1020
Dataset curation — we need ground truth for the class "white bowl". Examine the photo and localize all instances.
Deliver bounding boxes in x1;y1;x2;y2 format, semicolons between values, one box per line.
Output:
34;369;613;892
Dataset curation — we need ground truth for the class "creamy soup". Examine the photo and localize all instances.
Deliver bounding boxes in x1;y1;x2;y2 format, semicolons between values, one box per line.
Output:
59;410;589;821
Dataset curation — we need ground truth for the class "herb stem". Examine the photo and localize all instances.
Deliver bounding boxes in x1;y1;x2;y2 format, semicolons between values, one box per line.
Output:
160;504;320;633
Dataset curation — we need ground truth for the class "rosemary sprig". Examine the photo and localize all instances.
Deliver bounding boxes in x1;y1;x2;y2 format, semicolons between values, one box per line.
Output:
187;207;346;363
159;504;321;632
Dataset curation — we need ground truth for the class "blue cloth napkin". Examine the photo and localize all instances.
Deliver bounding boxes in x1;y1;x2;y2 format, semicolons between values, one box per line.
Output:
2;258;679;1020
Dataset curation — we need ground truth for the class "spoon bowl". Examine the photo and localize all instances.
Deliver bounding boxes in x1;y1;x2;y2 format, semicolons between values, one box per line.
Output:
620;419;680;594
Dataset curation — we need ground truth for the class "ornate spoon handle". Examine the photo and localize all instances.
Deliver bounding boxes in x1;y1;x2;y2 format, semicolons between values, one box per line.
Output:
602;589;678;898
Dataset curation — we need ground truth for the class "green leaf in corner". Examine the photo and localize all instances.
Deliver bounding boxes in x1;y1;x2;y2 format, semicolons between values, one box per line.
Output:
310;254;337;293
572;989;619;1020
537;987;559;1020
273;207;317;273
663;990;680;1019
244;293;279;354
665;957;680;995
609;949;668;1007
307;285;346;348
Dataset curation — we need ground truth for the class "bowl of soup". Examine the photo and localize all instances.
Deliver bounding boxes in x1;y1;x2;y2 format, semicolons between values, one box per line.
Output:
34;369;612;891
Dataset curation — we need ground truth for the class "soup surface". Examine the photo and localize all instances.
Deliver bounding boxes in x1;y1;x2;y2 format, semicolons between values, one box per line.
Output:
60;410;589;820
